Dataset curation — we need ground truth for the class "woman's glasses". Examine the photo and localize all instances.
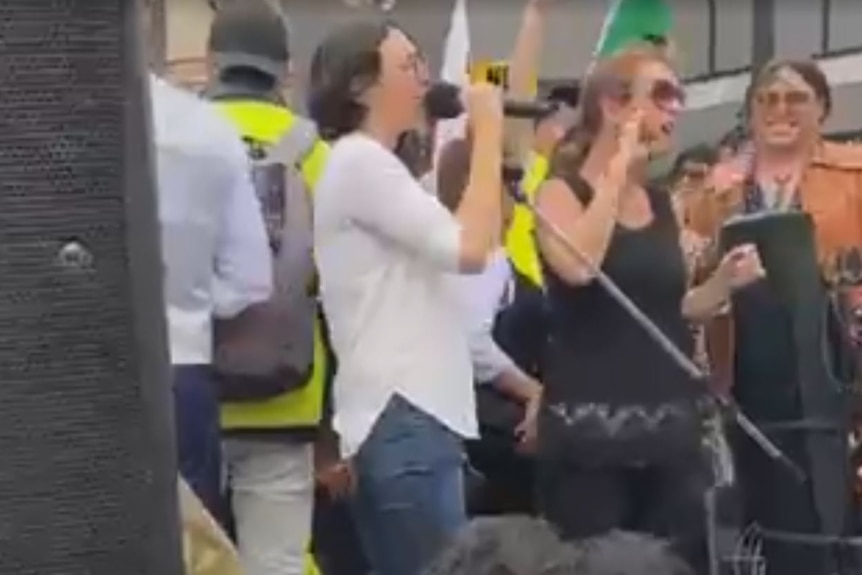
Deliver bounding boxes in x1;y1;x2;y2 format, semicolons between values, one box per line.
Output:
399;52;428;78
678;164;710;185
754;90;813;111
649;79;686;108
611;78;686;108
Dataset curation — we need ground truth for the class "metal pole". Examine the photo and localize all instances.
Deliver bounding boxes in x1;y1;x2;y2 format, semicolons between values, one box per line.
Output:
706;0;717;74
751;0;775;72
509;187;806;483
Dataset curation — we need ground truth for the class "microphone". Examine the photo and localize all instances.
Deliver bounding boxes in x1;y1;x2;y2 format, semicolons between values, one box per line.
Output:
424;82;558;121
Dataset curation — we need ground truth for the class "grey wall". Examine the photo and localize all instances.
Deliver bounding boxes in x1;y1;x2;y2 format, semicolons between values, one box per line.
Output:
283;0;732;87
281;0;862;87
277;0;862;144
281;0;607;99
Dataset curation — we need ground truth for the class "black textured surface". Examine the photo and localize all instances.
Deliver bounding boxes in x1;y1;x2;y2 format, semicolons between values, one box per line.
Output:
0;2;181;574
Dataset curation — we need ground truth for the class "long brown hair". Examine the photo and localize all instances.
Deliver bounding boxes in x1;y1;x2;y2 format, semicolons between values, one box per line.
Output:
550;47;673;183
435;137;472;213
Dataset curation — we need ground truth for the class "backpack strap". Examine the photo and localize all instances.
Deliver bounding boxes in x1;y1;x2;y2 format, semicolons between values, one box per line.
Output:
258;116;319;176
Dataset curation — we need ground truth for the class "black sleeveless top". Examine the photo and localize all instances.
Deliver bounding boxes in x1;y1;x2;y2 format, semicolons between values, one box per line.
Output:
538;176;705;466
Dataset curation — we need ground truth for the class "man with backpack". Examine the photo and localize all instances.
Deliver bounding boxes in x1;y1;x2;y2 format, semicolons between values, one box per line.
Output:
204;3;328;575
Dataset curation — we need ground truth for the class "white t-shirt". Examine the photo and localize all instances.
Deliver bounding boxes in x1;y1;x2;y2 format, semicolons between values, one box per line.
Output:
314;133;478;458
149;75;271;365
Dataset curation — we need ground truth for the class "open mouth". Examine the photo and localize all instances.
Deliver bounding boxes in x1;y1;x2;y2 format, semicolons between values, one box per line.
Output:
659;121;675;136
766;120;799;132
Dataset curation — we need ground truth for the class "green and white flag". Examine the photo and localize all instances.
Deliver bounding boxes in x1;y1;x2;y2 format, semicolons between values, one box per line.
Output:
593;0;673;59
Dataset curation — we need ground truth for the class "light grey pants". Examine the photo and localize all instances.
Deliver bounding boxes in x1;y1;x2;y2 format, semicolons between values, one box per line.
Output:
224;440;314;575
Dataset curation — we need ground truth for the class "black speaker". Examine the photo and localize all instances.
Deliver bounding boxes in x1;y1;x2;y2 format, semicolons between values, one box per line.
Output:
721;212;859;575
0;2;182;574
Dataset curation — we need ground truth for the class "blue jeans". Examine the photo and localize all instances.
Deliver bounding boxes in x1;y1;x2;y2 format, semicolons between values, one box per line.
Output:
173;365;223;521
351;395;467;575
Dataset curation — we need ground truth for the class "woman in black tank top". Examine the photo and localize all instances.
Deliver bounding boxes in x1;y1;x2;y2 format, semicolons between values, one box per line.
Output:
532;49;764;573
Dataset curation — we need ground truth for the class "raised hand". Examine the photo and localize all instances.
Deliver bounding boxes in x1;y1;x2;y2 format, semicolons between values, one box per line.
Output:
466;82;504;131
709;144;753;198
718;243;766;291
515;388;542;454
316;460;355;500
604;108;645;185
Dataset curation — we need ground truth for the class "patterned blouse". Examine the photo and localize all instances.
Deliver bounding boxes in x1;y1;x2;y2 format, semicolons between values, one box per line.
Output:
680;228;713;373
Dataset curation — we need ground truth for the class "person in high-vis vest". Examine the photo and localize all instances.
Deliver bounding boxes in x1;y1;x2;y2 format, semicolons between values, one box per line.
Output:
504;91;579;288
204;4;326;575
505;153;549;287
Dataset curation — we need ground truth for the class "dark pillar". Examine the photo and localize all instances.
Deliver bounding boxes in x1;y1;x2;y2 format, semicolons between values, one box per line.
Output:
751;0;776;71
0;1;182;573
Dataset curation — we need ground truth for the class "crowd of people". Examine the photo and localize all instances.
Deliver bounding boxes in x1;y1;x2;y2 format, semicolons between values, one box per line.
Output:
141;0;862;574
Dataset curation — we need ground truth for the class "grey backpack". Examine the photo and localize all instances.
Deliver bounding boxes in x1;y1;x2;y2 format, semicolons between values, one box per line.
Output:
213;117;319;402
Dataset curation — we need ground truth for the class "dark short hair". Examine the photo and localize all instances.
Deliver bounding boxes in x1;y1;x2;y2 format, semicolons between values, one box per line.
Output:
535;83;581;125
670;144;718;179
307;20;395;141
423;516;574;575
717;126;747;154
746;58;832;121
424;520;693;575
547;83;581;109
569;531;694;575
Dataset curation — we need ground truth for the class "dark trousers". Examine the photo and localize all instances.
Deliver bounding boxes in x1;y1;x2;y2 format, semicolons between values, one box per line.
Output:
173;364;223;521
537;457;710;574
313;489;370;575
734;430;857;575
465;432;535;516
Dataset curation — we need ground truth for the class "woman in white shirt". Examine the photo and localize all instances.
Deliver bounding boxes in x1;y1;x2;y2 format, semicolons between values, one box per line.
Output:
307;20;505;575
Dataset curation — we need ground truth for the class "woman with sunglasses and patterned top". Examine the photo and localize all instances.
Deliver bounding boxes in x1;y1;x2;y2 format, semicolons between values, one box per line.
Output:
532;47;763;572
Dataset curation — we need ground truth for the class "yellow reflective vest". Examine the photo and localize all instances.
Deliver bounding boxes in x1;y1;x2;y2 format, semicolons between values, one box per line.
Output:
215;99;329;432
504;153;549;287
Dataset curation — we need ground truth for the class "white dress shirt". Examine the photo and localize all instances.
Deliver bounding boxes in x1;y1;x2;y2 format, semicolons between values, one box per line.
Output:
149;75;272;365
314;133;477;458
451;249;516;383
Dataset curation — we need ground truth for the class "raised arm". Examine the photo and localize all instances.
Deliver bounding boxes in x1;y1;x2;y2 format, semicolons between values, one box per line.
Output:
535;113;640;284
505;0;549;164
348;84;505;273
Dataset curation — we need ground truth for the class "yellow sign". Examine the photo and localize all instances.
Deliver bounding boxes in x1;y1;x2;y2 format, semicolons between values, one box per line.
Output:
469;60;537;95
470;60;510;88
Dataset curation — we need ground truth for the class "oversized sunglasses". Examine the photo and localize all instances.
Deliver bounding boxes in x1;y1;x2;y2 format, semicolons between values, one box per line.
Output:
648;78;686;107
609;78;686;107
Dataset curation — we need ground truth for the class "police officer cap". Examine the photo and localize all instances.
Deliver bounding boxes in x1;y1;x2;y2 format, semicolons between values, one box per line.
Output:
208;1;290;79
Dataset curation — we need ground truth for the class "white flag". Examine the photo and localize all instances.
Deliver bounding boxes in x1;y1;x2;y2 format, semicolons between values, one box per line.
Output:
432;0;471;178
